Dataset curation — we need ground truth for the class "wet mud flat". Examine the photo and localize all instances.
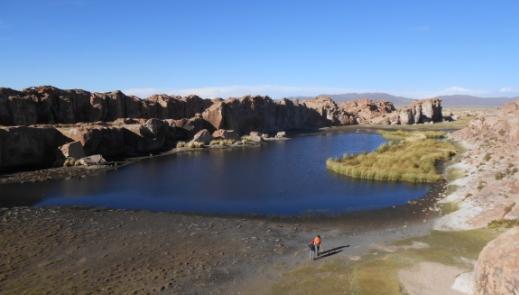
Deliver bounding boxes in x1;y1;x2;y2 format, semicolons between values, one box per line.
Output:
0;187;444;295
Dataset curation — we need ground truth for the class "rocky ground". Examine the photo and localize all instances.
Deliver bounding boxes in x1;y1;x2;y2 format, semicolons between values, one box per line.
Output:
0;200;440;295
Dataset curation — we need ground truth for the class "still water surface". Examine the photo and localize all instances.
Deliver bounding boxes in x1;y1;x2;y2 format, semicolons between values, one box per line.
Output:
0;130;430;216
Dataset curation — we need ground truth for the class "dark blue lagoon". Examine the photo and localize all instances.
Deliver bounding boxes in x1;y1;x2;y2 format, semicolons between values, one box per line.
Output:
0;130;430;216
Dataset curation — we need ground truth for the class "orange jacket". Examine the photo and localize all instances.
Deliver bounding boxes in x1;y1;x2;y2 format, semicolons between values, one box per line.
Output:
312;236;321;246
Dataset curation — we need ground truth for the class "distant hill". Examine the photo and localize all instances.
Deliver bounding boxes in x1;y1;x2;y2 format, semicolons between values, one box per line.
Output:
292;93;517;108
291;92;412;107
436;95;518;108
325;92;412;107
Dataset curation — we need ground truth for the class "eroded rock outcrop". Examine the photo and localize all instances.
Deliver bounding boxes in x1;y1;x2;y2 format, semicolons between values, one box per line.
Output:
340;98;396;124
0;86;212;125
475;227;519;295
59;119;183;159
0;126;71;171
399;98;443;124
202;96;328;133
303;96;355;125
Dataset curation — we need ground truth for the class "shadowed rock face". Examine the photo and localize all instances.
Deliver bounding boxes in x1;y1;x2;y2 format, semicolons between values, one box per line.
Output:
0;86;212;125
0;126;71;171
475;227;519;295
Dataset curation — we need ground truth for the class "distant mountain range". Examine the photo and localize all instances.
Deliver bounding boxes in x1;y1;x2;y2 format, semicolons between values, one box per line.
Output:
293;93;518;108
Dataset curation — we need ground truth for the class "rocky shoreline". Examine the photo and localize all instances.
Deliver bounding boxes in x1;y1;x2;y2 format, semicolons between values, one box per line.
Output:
1;85;446;174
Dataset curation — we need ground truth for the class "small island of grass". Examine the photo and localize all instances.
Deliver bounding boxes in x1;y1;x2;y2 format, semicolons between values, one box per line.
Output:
326;130;457;183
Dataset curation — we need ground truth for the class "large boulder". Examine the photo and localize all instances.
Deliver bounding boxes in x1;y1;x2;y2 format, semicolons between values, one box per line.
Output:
139;118;168;138
77;154;107;166
173;116;215;137
399;98;443;124
0;126;71;171
191;129;213;145
212;129;240;141
475;227;519;295
60;120;183;159
59;141;85;159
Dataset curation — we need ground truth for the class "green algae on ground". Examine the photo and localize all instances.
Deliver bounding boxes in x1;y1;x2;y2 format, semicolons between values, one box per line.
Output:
446;167;466;182
438;202;460;214
270;228;503;295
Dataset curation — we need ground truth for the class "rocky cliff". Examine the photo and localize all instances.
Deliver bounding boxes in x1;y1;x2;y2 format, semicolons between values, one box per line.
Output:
0;86;446;172
202;96;330;134
0;86;212;125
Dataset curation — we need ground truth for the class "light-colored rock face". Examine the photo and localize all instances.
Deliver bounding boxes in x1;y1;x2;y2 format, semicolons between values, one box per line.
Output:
77;154;106;166
399;98;443;124
339;98;396;125
211;129;239;141
436;101;519;231
475;227;519;295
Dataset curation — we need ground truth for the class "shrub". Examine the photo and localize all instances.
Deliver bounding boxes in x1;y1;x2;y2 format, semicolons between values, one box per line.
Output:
495;172;505;180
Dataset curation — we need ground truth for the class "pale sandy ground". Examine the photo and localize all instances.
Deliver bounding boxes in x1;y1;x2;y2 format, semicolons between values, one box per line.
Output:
399;262;467;295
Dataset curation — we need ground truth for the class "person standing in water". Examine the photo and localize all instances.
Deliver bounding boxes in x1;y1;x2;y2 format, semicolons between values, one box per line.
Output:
308;235;321;259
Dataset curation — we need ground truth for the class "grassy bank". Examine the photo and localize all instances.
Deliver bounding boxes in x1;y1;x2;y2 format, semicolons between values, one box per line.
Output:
326;131;457;183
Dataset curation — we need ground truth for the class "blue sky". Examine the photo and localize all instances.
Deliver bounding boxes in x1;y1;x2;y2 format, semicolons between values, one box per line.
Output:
1;0;518;98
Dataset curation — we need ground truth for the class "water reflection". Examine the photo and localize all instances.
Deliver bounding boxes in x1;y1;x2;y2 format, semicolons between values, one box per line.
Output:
0;130;430;216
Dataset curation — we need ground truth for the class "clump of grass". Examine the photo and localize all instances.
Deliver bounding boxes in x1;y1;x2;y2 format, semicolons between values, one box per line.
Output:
326;138;456;183
438;202;460;214
378;130;446;142
445;184;459;195
209;139;235;146
186;141;205;148
477;180;486;191
495;172;505;180
446;168;465;181
488;219;519;229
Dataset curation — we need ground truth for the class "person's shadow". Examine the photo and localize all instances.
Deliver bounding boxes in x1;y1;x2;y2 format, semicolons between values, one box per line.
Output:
314;245;350;260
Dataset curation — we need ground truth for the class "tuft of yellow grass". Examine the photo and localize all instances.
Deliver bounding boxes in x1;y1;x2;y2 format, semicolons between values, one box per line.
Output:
326;132;456;183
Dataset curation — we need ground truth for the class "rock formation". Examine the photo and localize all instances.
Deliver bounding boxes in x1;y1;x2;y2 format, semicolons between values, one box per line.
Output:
0;126;71;171
201;96;328;133
475;227;519;295
59;120;183;159
340;98;396;124
0;86;212;125
398;98;443;124
303;96;355;125
0;86;447;172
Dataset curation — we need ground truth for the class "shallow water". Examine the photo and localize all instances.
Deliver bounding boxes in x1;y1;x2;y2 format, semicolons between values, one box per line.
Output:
0;130;430;215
